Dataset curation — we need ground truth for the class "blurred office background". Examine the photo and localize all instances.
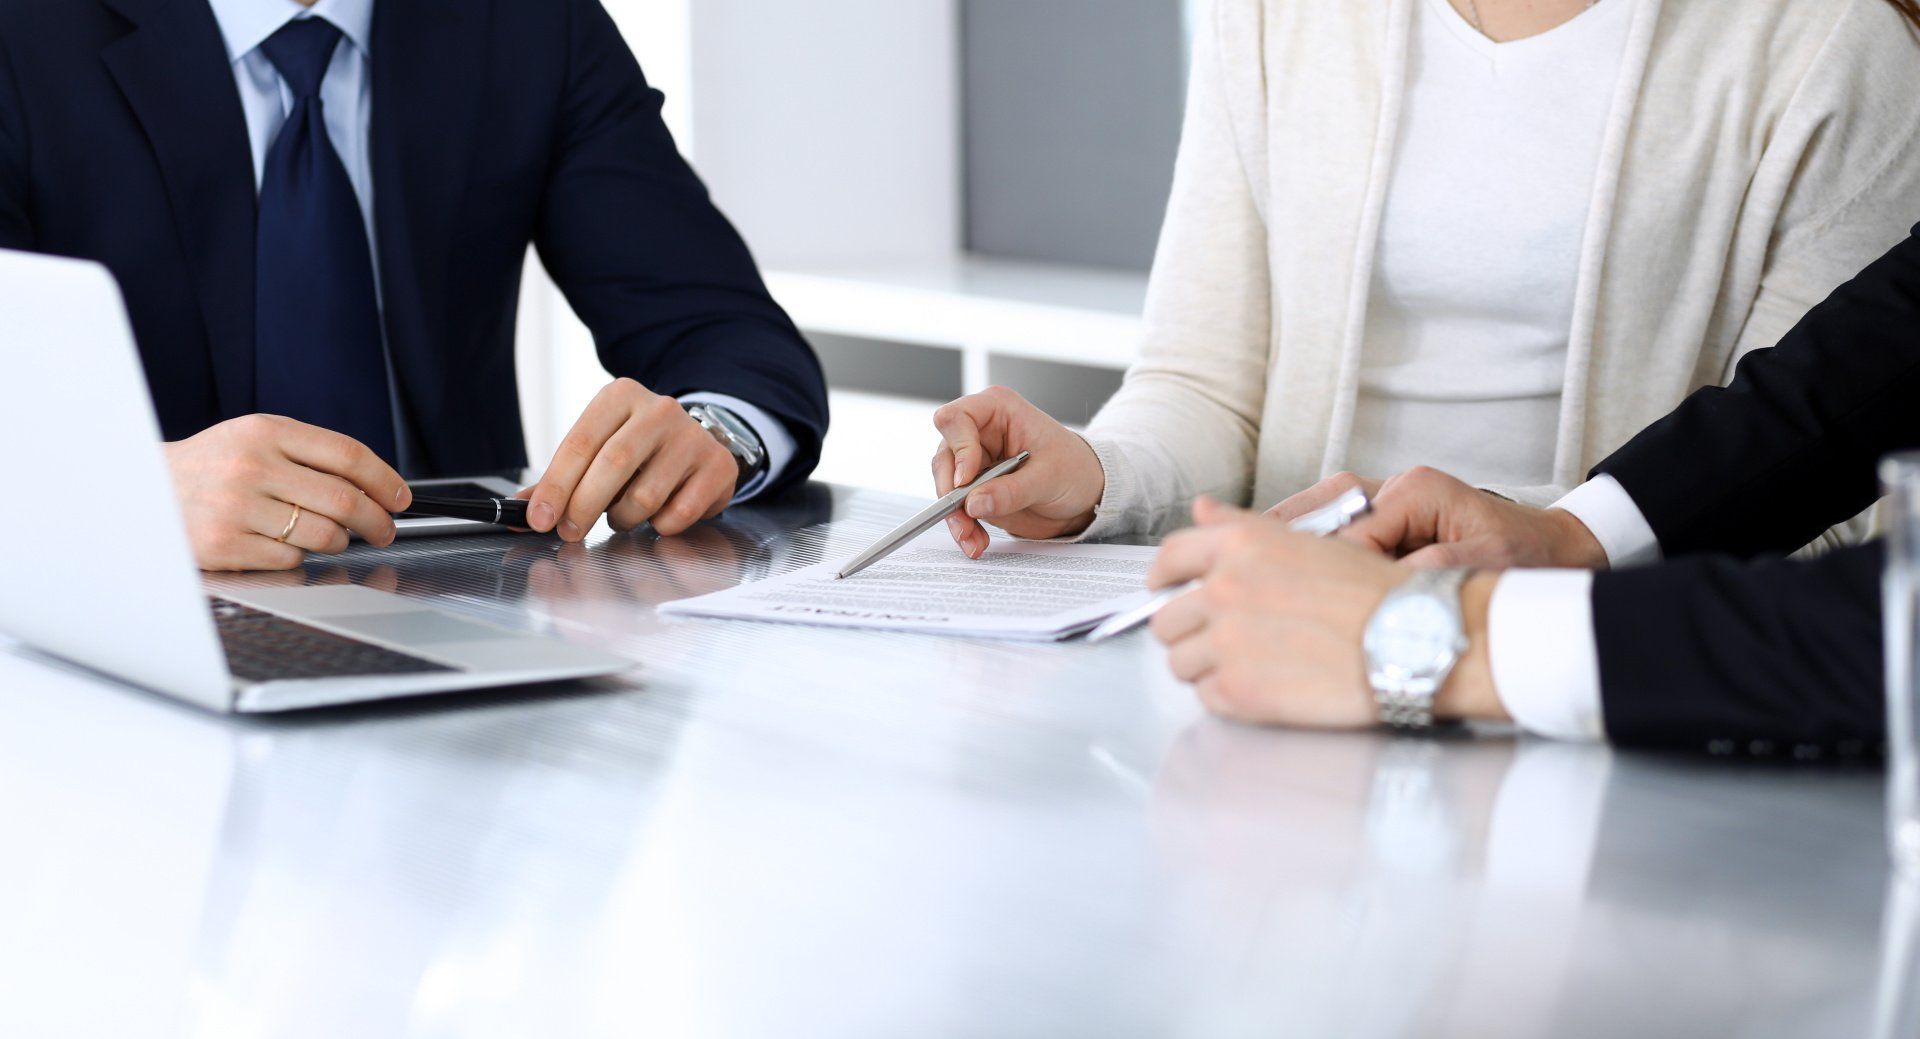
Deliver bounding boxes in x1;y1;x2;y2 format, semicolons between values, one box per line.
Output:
515;0;1195;496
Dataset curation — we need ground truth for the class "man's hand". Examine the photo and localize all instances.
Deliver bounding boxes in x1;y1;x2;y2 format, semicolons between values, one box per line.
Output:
931;386;1106;558
1147;496;1508;729
525;378;737;542
1338;467;1608;569
1265;471;1384;523
165;415;412;572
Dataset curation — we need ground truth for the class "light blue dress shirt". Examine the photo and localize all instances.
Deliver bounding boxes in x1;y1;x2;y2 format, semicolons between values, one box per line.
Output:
205;0;793;499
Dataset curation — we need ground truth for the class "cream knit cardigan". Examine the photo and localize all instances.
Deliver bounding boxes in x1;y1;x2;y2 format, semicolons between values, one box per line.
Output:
1080;0;1920;541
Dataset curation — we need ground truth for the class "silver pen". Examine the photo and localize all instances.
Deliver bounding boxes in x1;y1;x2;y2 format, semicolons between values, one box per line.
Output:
1082;486;1373;643
835;451;1033;580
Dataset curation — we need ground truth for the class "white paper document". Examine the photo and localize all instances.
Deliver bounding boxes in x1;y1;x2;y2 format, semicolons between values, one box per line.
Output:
657;532;1158;640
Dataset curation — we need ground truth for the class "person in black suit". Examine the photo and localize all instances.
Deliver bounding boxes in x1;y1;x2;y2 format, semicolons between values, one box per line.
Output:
1143;221;1920;753
0;0;827;570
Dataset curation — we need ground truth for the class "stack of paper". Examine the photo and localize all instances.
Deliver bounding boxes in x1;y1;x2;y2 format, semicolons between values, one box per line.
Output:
658;532;1157;641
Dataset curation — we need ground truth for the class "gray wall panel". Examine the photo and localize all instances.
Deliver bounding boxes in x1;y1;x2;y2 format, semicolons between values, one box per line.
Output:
963;1;1187;272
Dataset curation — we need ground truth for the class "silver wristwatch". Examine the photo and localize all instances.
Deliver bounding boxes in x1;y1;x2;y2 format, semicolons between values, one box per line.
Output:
1363;568;1470;731
683;402;768;485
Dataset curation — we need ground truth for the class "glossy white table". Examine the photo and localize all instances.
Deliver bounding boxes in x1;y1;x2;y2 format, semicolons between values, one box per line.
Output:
2;485;1914;1038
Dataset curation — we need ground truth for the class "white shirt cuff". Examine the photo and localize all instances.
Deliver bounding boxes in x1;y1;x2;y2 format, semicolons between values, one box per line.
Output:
1487;569;1606;742
678;393;797;503
1551;475;1661;569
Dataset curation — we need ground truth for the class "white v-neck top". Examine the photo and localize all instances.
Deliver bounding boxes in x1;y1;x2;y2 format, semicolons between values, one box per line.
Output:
1345;0;1636;487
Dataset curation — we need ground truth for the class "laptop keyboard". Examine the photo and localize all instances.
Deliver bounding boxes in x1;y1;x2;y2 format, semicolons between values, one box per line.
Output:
210;597;457;683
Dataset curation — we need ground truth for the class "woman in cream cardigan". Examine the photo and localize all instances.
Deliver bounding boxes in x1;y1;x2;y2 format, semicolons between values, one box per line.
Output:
930;0;1920;555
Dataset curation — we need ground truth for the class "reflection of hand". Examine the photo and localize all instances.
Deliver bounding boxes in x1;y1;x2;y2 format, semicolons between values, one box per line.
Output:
523;379;737;543
214;560;401;596
528;524;745;615
165;415;411;571
930;386;1105;557
1147;496;1508;729
1338;467;1607;570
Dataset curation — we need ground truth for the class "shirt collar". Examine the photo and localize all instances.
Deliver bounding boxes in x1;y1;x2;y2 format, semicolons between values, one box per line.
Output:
207;0;376;66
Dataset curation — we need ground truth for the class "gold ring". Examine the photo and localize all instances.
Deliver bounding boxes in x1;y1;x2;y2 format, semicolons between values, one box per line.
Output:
276;504;302;543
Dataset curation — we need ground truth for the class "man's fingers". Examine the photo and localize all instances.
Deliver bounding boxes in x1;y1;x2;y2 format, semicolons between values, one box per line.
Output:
603;430;704;534
932;399;989;486
248;497;351;555
651;456;736;537
267;465;399;546
567;412;683;538
1148;527;1229;589
1400;542;1474;569
234;534;306;572
532;388;639;533
1165;632;1218;685
278;420;410;513
1193;495;1254;527
1338;509;1417;557
1264;473;1375;523
1147;585;1207;645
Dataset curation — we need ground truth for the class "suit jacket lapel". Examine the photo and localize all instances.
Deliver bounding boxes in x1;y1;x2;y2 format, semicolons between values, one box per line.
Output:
100;0;258;419
370;0;489;469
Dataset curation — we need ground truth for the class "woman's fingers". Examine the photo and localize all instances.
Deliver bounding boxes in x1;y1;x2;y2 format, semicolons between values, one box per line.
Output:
932;398;990;486
933;441;993;555
931;444;958;498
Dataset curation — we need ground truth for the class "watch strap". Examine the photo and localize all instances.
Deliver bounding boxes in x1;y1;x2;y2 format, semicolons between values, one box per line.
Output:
684;401;767;483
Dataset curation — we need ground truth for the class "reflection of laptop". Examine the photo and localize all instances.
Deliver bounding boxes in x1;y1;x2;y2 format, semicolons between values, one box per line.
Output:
0;249;631;713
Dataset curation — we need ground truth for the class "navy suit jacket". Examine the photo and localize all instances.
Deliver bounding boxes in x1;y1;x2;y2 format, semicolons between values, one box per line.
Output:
0;0;827;485
1584;222;1920;753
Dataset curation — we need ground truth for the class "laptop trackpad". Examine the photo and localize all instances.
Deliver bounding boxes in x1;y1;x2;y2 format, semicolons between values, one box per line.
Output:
326;611;508;646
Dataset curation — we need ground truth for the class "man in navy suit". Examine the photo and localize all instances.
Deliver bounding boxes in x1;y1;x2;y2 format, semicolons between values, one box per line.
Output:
0;0;828;570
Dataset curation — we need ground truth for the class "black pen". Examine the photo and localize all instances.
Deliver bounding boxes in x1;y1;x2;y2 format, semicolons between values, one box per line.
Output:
401;494;531;528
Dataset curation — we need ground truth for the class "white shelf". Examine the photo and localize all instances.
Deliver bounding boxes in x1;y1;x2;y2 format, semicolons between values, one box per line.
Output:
765;256;1148;371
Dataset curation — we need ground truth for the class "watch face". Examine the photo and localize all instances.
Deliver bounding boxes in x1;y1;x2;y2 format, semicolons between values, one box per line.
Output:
1365;595;1461;679
705;405;754;444
693;404;766;471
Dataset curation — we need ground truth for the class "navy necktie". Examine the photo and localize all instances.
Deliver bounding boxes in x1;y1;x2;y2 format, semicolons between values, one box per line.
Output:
254;17;397;463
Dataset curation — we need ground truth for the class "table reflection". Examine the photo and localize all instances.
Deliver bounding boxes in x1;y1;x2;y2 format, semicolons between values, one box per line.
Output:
1145;721;1885;1037
0;483;1906;1037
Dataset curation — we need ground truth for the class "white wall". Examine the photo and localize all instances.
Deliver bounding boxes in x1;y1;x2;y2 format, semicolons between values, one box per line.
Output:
517;0;963;468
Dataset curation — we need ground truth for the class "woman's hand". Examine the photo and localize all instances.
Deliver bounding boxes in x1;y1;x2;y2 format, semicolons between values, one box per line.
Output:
930;386;1106;557
165;415;412;572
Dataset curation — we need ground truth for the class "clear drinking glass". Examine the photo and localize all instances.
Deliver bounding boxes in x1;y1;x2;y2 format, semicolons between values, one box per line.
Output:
1884;452;1920;872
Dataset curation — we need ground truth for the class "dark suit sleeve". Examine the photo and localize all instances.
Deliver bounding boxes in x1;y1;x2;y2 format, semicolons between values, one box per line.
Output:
1591;543;1884;752
1593;223;1920;557
0;34;31;249
531;0;828;493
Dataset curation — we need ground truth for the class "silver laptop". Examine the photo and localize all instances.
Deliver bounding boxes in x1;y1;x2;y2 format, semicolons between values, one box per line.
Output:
0;248;632;713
